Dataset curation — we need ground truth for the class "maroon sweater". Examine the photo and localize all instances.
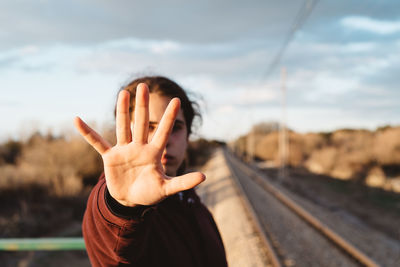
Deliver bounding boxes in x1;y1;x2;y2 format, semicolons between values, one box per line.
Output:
82;175;228;267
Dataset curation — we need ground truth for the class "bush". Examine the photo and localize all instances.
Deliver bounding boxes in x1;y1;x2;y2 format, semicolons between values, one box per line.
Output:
233;125;400;190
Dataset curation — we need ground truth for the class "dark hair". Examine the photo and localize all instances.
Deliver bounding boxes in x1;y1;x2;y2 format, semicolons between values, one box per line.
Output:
117;76;201;136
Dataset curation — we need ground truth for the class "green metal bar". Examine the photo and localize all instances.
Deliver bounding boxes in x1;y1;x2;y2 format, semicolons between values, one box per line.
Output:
0;238;86;251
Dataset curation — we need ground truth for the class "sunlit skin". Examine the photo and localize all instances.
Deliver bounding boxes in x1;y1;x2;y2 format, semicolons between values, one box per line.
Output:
146;93;188;176
74;83;205;207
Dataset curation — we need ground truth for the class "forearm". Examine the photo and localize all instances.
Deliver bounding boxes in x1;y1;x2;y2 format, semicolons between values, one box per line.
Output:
82;176;148;266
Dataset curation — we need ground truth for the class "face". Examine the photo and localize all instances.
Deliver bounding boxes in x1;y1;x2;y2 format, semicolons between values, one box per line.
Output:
141;93;188;176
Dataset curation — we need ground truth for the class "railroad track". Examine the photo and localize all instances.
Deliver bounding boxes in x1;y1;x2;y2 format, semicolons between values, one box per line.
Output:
222;149;381;267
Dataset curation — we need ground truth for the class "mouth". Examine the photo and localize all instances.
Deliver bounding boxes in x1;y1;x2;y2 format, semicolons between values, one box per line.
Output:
161;154;175;165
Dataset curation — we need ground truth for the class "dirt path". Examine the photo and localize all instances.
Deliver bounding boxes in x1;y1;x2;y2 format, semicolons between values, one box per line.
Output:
197;149;270;267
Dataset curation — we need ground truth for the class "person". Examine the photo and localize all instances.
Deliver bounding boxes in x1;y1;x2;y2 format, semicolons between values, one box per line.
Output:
74;76;228;267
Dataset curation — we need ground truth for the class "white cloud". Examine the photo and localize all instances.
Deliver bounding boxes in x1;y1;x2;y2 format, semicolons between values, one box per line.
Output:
351;56;391;76
216;105;234;114
342;42;376;52
286;69;360;104
236;86;279;105
103;38;182;55
298;42;377;54
341;16;400;35
18;45;39;56
288;104;399;134
0;45;38;62
313;72;359;94
150;41;181;54
354;98;398;108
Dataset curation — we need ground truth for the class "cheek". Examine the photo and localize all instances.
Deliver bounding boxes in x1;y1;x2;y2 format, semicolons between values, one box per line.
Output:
147;130;156;143
180;138;188;153
173;132;188;154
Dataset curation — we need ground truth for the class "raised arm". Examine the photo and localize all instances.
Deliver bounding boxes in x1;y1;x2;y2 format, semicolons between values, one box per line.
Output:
74;83;205;207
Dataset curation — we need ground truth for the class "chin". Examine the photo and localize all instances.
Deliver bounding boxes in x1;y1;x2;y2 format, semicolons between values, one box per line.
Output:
164;165;178;177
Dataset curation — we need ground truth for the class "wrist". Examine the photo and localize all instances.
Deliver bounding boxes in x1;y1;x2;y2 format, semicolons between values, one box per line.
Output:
115;198;138;208
105;187;153;219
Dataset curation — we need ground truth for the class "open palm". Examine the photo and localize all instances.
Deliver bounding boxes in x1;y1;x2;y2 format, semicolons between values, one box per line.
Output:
74;83;205;207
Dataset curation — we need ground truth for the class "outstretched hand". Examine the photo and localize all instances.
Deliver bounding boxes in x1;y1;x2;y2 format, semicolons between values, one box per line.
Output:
74;83;205;207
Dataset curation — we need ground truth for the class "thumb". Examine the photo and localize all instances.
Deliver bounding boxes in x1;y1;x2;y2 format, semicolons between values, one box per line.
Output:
164;172;206;196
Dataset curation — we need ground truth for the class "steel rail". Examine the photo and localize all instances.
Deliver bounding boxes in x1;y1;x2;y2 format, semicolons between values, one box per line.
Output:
225;149;380;267
222;150;282;267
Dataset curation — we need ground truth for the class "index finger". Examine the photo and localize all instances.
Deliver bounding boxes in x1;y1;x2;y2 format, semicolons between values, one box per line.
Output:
150;98;180;150
116;90;132;145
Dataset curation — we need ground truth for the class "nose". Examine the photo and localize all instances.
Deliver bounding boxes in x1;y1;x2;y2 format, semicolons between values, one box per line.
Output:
165;129;178;149
165;132;173;148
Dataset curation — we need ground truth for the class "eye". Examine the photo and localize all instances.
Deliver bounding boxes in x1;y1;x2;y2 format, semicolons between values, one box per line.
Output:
149;125;156;132
172;123;184;133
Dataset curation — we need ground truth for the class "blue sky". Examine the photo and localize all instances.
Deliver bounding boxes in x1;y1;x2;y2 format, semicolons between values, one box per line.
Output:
1;0;399;141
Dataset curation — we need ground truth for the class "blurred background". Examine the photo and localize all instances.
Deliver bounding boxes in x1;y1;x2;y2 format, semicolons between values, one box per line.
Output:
1;0;400;266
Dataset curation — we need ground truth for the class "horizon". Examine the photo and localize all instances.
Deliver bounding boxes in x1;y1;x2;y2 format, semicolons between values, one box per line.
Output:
2;120;399;144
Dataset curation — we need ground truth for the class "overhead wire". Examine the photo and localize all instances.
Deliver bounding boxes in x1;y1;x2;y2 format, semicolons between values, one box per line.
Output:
263;0;319;79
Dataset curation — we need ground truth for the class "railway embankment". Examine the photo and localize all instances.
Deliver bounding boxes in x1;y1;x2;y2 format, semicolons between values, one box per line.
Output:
197;149;271;267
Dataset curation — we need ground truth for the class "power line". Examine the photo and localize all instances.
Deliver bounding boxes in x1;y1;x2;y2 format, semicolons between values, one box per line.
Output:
263;0;319;79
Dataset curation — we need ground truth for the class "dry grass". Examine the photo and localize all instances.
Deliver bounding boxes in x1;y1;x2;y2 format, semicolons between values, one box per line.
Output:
0;131;105;238
0;130;224;238
234;125;400;192
0;133;103;197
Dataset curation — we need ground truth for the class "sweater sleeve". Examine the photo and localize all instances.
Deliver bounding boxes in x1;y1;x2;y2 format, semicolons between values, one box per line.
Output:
82;175;154;266
104;186;154;220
